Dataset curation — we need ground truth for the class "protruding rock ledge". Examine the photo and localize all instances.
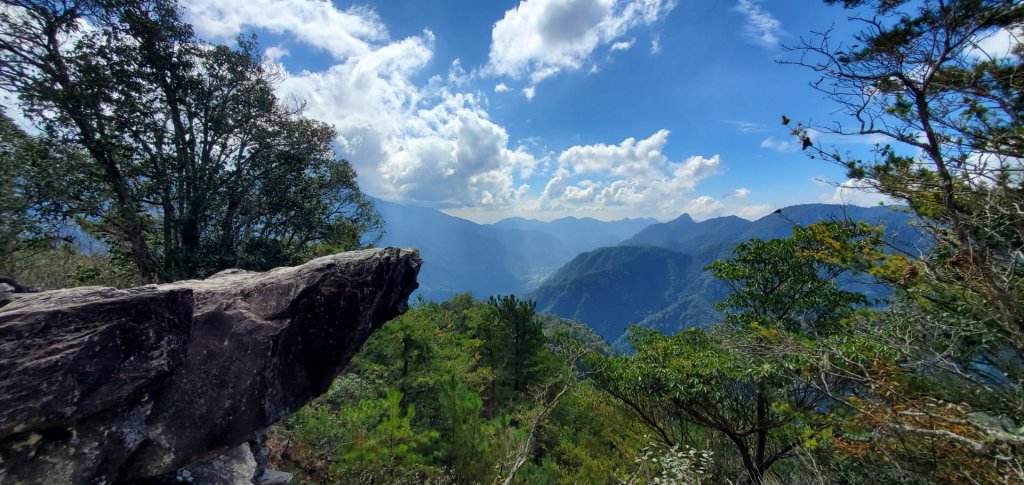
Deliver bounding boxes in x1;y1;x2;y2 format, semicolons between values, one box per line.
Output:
0;248;421;484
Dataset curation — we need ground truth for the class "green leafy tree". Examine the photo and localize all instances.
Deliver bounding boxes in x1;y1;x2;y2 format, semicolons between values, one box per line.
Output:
785;0;1024;479
496;336;599;485
786;0;1024;345
0;0;382;282
706;222;873;335
596;223;878;484
0;112;95;272
533;383;648;484
0;111;135;288
354;295;493;418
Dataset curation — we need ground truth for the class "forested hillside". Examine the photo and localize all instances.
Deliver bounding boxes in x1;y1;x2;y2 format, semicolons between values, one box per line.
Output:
533;203;919;345
268;295;646;484
532;245;710;342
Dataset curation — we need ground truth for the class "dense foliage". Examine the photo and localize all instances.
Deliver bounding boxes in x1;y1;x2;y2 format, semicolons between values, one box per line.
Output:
0;0;382;283
783;0;1024;481
268;294;657;484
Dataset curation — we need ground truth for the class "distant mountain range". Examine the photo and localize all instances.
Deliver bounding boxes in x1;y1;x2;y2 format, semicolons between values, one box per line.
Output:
372;198;656;301
531;204;925;347
492;216;655;256
374;198;925;348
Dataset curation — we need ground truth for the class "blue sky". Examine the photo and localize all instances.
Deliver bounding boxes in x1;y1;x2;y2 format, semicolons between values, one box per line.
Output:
178;0;896;223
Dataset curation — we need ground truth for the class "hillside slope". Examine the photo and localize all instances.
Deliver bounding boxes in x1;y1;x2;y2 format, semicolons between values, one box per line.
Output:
533;204;921;344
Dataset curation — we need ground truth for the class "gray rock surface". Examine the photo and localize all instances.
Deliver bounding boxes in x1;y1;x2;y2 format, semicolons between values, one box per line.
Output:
0;282;14;307
255;469;294;485
181;444;258;485
0;248;420;484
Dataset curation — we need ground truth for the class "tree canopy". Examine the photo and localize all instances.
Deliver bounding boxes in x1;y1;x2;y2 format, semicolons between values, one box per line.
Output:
777;0;1024;480
0;0;382;282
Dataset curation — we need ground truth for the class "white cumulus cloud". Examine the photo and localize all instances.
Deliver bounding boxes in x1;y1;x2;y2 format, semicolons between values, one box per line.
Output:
178;0;727;221
970;27;1022;59
536;131;725;218
263;45;289;62
725;188;750;199
181;0;539;209
487;0;676;90
823;178;892;207
181;0;388;59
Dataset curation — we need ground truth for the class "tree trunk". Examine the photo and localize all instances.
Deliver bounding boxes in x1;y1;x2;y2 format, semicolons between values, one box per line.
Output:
37;20;160;283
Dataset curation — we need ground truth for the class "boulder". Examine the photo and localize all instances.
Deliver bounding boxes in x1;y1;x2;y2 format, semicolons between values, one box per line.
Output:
178;444;258;485
0;248;421;484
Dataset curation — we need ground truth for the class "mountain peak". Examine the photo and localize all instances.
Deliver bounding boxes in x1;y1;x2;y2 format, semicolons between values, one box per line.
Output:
669;213;695;225
493;216;534;225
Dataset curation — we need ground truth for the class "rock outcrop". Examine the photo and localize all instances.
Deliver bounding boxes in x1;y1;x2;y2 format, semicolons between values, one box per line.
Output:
0;248;421;484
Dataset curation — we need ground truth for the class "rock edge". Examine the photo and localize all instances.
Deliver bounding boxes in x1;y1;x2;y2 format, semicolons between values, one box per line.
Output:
0;248;421;484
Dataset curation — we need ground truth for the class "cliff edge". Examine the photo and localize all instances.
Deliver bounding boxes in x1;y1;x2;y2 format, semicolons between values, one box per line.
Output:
0;248;421;484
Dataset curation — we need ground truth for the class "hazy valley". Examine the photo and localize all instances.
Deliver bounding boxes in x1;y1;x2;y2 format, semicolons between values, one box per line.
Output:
377;200;923;347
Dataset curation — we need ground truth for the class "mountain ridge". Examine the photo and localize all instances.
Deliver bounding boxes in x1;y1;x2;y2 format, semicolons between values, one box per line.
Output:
532;204;921;346
372;198;657;301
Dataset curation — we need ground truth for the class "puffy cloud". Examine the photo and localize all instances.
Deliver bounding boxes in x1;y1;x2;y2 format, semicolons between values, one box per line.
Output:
968;27;1022;59
665;195;773;222
487;0;676;88
373;94;537;207
733;0;782;47
725;188;750;200
181;0;388;59
823;178;892;206
611;39;635;51
679;195;772;221
268;32;435;186
535;131;725;218
760;136;795;152
734;204;773;220
179;0;726;221
558;129;670;178
681;195;724;219
182;0;539;209
263;45;289;62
